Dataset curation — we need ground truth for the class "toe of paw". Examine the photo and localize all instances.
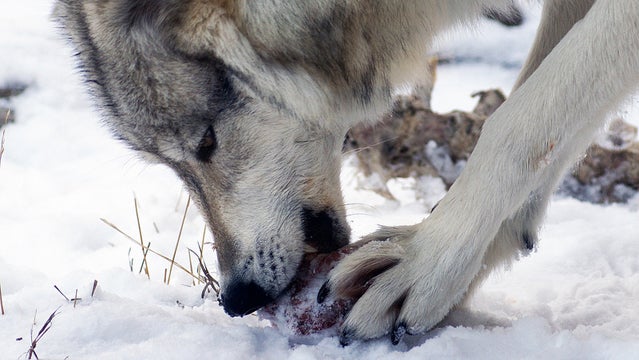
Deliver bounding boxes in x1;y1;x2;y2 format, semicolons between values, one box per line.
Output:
326;245;404;300
522;231;537;252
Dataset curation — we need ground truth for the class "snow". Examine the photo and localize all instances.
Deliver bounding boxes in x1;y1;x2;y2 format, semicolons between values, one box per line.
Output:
1;1;638;359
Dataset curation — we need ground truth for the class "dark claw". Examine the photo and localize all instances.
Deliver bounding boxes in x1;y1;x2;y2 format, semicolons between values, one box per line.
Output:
522;232;534;251
391;323;407;345
317;281;330;303
339;327;355;346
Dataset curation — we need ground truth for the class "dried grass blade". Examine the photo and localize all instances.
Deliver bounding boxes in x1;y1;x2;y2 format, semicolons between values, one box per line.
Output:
28;308;60;359
73;289;79;308
0;109;9;167
91;280;98;297
133;195;150;279
167;196;190;284
100;219;198;280
198;226;207;283
189;248;220;298
35;309;58;341
0;283;5;315
53;286;70;302
188;251;195;286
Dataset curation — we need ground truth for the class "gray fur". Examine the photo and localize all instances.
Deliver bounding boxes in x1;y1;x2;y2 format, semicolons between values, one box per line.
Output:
54;0;639;343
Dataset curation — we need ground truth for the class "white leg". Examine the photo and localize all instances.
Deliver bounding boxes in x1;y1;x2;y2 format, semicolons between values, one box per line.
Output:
514;0;596;89
327;0;639;343
470;0;597;292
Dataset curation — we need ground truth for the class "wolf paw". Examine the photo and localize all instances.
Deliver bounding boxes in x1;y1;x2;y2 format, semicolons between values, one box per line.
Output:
319;223;486;345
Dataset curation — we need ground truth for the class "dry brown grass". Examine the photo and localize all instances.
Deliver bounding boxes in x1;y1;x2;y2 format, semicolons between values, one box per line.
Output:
167;196;191;285
133;195;151;279
53;285;82;307
53;285;70;302
0;283;5;315
190;244;220;299
0;109;9;167
101;194;220;299
26;308;59;360
91;280;98;297
101;217;199;279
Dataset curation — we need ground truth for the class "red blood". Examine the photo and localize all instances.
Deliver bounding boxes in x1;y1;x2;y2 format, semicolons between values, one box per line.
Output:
258;244;361;337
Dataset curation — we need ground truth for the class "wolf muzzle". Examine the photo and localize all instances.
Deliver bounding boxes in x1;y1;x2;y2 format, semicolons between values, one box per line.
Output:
220;281;274;317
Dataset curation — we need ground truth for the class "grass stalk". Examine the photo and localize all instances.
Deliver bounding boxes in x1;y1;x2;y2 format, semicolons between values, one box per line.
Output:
198;225;207;283
133;195;150;279
189;248;220;298
137;242;152;275
0;283;5;315
100;218;198;280
188;251;195;286
167;196;190;285
53;286;70;302
0;109;9;167
27;308;59;360
91;280;98;297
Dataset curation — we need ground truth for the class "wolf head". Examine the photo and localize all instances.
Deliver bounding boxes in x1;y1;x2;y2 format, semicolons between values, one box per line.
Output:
54;0;359;316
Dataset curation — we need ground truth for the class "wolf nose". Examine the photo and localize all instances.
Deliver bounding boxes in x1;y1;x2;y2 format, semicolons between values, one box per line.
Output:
220;281;273;317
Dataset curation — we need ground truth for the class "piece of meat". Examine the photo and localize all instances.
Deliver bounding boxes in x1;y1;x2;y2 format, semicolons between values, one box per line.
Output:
258;244;362;337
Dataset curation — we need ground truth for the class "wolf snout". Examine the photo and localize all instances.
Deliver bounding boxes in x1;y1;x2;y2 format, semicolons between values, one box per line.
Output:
220;281;274;317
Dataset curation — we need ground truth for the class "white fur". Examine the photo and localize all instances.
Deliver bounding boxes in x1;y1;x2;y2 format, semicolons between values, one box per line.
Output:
328;0;639;341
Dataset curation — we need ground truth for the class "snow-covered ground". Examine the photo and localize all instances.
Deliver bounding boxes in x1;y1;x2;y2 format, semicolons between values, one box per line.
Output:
1;1;638;359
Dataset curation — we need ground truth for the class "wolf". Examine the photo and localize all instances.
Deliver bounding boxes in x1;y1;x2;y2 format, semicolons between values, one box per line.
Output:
54;0;639;345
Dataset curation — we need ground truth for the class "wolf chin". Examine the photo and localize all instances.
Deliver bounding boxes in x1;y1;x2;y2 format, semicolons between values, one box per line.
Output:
54;0;639;345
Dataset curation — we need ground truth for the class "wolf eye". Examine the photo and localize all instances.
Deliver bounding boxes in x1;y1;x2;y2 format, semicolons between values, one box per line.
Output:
196;125;217;162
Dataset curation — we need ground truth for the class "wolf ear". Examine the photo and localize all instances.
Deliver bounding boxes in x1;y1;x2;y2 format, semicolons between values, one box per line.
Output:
196;125;218;162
